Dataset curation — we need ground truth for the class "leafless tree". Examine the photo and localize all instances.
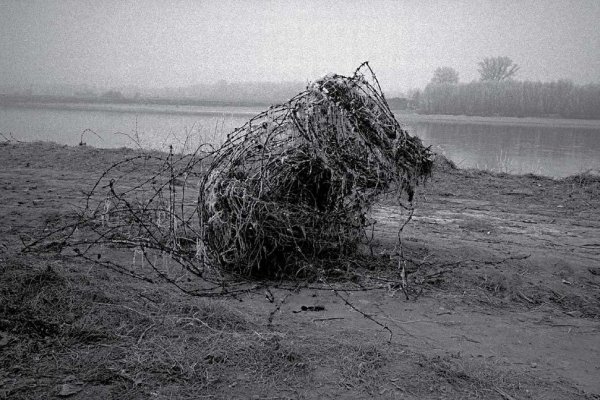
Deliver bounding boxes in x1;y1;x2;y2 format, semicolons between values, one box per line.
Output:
478;56;519;81
431;67;459;84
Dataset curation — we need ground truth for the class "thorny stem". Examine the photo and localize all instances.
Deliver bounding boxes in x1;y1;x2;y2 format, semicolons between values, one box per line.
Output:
325;278;393;343
397;205;414;300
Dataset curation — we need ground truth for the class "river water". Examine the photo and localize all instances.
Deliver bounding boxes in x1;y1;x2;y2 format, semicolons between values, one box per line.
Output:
1;102;599;178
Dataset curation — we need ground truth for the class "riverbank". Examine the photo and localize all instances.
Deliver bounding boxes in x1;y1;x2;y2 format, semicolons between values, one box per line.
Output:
1;142;599;399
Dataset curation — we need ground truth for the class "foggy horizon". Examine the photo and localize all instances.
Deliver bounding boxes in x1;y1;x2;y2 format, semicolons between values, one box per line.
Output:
2;0;600;94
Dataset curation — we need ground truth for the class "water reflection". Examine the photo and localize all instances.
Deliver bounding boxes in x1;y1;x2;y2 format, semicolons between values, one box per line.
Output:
1;103;598;178
406;122;600;177
0;104;252;152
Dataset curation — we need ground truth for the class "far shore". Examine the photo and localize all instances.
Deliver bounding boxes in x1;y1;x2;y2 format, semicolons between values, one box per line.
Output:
2;98;600;129
396;111;600;129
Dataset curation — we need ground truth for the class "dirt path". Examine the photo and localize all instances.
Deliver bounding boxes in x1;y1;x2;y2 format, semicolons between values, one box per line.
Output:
241;160;600;396
369;165;600;392
1;142;598;399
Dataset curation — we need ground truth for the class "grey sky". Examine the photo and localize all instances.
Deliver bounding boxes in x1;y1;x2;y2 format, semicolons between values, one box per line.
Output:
1;0;599;92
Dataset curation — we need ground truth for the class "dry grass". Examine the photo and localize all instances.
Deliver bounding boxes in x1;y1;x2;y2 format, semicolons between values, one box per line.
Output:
4;254;588;399
0;256;309;399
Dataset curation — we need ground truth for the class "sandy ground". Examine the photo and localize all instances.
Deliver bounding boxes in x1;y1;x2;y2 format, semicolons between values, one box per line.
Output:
1;141;599;399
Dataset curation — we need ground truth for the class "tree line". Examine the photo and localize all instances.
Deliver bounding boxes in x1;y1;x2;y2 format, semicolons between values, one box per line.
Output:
409;57;600;120
1;81;305;107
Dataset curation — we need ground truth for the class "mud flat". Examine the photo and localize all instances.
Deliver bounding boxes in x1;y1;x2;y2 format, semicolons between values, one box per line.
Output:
1;141;599;399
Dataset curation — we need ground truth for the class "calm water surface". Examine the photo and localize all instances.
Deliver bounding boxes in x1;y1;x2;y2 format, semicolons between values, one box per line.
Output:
404;121;600;177
1;103;599;178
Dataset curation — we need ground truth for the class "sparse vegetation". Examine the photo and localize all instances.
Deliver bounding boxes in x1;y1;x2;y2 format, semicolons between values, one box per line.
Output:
2;66;599;398
1;141;599;398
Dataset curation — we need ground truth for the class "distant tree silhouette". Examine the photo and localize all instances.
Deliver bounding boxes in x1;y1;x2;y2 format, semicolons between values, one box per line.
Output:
407;89;422;109
431;67;459;84
419;79;600;119
478;57;520;81
101;90;125;101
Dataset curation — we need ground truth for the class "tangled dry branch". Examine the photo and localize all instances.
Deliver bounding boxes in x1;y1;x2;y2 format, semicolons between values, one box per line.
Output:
26;62;433;294
199;62;432;276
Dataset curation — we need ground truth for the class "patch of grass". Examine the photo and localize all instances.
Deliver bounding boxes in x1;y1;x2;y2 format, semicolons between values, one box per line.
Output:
0;257;312;399
562;171;600;187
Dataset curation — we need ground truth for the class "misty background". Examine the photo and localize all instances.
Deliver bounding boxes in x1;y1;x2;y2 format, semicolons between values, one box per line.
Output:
1;0;599;176
1;0;599;103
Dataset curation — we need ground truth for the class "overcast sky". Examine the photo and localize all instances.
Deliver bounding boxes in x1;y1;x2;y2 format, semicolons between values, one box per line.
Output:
1;0;599;93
